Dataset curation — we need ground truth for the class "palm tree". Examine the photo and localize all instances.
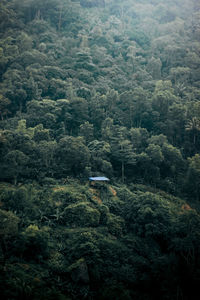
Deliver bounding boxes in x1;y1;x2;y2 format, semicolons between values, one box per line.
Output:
185;117;200;145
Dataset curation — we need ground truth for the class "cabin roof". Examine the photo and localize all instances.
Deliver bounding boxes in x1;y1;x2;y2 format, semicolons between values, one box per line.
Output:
89;177;109;181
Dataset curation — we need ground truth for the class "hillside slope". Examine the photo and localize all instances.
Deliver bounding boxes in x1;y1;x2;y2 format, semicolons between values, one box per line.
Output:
1;181;200;299
0;0;200;299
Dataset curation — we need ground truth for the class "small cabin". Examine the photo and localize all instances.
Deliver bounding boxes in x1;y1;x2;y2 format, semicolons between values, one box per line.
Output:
89;176;109;186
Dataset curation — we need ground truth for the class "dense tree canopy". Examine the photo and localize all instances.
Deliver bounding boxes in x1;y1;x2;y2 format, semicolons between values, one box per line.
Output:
0;0;200;299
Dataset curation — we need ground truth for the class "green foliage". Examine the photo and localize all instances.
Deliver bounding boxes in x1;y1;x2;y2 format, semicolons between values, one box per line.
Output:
1;0;200;299
124;192;173;239
107;213;124;237
0;209;19;238
4;150;29;184
185;154;200;200
20;225;50;260
56;136;90;177
63;202;100;227
0;185;30;213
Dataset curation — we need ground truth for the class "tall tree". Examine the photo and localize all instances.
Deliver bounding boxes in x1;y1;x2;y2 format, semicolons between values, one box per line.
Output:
111;126;135;182
185;117;200;146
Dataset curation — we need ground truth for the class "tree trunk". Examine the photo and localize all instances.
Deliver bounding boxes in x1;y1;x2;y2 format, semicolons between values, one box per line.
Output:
122;160;124;183
58;5;63;32
14;175;17;186
193;132;196;145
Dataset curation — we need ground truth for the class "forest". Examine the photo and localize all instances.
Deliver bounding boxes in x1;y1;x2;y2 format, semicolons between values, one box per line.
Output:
0;0;200;299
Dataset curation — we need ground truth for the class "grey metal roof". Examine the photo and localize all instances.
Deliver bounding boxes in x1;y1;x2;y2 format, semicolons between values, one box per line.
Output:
89;177;109;181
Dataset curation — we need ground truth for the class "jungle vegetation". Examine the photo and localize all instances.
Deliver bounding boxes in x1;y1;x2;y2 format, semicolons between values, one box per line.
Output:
0;0;200;299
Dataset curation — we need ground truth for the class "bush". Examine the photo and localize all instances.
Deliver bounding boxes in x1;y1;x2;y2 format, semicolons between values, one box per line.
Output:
20;225;50;260
107;213;124;237
63;202;100;227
